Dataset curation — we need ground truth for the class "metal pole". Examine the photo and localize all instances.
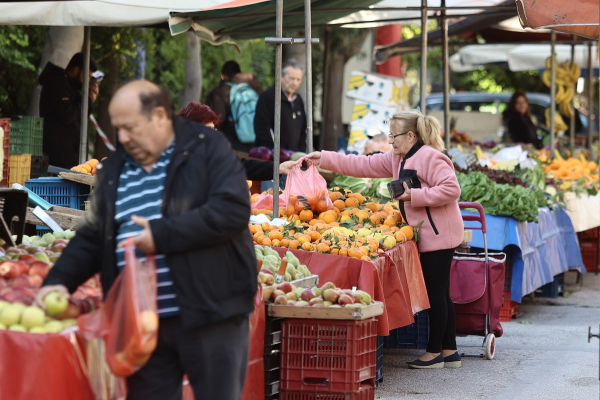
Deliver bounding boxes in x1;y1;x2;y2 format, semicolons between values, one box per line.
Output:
420;0;428;114
320;27;332;152
441;0;450;150
588;42;594;158
550;31;556;158
272;0;283;219
569;35;576;153
79;26;91;164
304;0;313;153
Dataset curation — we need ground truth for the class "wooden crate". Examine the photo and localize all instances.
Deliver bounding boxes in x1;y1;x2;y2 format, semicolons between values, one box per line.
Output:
267;301;384;320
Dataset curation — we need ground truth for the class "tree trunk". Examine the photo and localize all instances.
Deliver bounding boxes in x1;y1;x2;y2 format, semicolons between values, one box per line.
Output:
322;53;347;151
179;32;202;107
28;27;84;116
94;57;119;160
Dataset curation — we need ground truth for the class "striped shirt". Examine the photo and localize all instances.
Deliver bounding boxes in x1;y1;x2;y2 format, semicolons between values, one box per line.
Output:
115;142;179;317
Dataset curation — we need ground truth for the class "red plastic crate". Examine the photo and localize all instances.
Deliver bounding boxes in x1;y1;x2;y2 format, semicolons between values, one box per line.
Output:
581;241;599;272
280;318;377;394
280;383;375;400
0;118;10;187
578;228;599;241
499;290;517;322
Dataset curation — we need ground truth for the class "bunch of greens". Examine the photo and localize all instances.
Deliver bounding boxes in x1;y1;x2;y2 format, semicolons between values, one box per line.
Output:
456;171;540;222
329;174;369;194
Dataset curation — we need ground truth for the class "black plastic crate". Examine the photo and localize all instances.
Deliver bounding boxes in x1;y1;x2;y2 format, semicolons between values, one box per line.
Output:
265;368;280;385
375;335;384;387
535;273;564;298
265;315;283;336
265;393;279;400
264;350;281;371
383;310;430;349
30;155;44;180
265;380;280;396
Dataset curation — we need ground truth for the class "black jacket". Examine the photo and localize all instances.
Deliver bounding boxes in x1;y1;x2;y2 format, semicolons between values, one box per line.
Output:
43;117;257;329
241;159;275;181
503;111;542;149
254;86;307;153
39;62;90;168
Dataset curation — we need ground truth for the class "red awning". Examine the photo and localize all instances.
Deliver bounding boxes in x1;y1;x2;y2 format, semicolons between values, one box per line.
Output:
516;0;599;40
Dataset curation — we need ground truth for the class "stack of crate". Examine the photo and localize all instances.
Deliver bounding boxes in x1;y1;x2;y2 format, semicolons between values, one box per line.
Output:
0;119;10;187
8;117;44;185
264;316;283;400
579;228;599;274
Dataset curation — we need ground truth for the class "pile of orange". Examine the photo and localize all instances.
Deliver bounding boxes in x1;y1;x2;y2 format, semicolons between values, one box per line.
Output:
249;188;416;260
70;157;107;176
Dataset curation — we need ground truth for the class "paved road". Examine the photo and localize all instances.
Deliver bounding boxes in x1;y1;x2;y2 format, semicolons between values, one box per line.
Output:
375;272;600;400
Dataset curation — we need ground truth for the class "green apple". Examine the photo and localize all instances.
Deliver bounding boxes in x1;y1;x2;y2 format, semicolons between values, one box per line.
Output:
0;304;23;326
29;326;47;334
20;306;46;329
44;292;69;317
0;301;10;314
8;324;27;332
33;252;50;263
61;319;77;329
44;320;64;333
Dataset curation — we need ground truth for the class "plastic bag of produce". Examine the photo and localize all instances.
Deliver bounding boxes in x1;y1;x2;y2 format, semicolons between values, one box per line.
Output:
283;157;333;214
251;192;286;211
78;238;158;377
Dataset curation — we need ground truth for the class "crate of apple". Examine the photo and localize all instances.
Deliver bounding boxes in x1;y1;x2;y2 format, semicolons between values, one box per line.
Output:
268;281;372;308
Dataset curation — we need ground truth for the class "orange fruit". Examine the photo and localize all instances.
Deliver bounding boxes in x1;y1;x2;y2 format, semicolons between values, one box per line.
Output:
269;231;283;241
299;209;313;222
339;248;348;257
383;216;398;227
261;222;271;232
349;193;364;204
364;202;379;213
81;164;92;173
309;231;322;242
333;207;341;218
288;214;300;223
395;231;407;243
309;219;319;226
295;202;306;214
328;191;343;202
253;231;264;240
287;204;297;216
261;237;272;246
322;211;337;224
330;248;339;255
340;215;352;223
255;235;266;244
298;235;312;245
355;210;370;224
271;239;281;247
280;238;290;248
333;199;346;210
289;240;300;249
316;243;330;253
399;225;414;241
345;197;359;208
302;242;314;251
315;199;329;214
370;212;385;226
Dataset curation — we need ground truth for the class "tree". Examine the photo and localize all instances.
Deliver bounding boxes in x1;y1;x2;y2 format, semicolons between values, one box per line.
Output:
180;32;202;107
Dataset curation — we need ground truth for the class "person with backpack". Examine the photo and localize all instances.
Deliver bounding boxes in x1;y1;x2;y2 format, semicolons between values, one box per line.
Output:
254;59;307;154
205;61;263;152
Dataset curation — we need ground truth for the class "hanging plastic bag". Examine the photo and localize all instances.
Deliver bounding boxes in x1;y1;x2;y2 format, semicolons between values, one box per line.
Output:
78;238;159;377
251;192;286;211
283;157;333;215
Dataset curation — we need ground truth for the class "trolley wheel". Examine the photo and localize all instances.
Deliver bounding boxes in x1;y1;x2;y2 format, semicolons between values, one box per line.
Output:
485;333;496;360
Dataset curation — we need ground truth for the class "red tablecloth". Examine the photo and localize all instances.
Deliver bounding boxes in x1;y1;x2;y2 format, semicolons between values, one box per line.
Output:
274;241;429;336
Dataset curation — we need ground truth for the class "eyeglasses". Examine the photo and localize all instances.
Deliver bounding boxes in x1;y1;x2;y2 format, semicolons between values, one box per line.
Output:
387;131;410;141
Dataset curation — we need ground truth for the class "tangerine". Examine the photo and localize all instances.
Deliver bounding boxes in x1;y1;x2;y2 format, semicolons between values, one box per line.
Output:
333;199;346;210
345;197;359;208
289;240;300;249
299;209;313;222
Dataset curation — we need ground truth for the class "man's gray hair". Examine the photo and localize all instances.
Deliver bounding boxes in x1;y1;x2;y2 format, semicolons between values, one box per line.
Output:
282;59;305;75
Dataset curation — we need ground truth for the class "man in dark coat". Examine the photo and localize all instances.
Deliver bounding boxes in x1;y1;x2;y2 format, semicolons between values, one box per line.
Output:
205;60;263;152
254;58;307;153
36;80;256;400
39;52;100;168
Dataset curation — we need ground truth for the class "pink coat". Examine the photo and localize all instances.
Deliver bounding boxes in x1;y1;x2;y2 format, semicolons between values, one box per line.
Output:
321;143;464;253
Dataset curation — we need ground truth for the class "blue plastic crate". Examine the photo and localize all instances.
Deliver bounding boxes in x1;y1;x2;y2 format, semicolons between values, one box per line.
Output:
36;226;51;237
383;310;430;349
375;335;384;387
535;273;565;298
25;177;90;210
337;137;349;151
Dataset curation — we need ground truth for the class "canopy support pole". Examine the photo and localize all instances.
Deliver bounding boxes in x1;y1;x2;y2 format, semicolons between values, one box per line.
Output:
550;31;556;158
272;0;283;219
79;26;91;165
569;35;576;153
441;0;450;150
588;42;594;159
420;0;428;114
304;0;313;153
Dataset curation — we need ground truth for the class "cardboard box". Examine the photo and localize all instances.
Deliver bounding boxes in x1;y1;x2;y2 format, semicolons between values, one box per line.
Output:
346;70;410;106
350;101;397;130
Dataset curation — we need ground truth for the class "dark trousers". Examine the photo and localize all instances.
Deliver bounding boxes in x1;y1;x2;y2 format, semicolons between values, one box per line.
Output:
420;248;457;353
126;315;249;400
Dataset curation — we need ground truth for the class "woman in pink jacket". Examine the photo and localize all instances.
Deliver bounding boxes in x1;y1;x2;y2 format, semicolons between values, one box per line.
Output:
305;110;464;369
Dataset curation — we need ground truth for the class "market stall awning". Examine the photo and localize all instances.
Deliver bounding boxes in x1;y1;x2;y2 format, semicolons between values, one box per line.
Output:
0;0;234;26
516;0;599;40
451;43;600;72
168;0;381;43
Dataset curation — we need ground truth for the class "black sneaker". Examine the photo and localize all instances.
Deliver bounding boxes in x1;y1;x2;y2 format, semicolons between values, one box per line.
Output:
443;352;462;368
407;354;444;369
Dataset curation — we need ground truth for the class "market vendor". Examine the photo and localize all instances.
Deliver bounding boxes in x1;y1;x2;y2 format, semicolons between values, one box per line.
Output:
35;80;256;399
39;52;101;168
502;91;544;149
302;110;464;369
177;101;294;180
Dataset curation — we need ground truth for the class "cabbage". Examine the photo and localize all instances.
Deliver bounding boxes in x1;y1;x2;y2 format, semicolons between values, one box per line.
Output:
249;146;273;161
330;174;369;194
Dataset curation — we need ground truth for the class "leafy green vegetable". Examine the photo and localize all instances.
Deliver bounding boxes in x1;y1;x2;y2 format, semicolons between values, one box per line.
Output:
329;174;369;194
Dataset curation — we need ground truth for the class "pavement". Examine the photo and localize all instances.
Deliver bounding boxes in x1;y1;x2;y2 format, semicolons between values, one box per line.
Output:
375;271;600;400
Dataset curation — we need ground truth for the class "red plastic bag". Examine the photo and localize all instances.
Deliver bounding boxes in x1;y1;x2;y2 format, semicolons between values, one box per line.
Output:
283;157;333;215
78;238;159;377
251;192;286;211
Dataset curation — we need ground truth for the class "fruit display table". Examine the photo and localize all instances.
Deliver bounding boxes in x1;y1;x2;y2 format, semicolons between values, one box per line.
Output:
272;241;429;336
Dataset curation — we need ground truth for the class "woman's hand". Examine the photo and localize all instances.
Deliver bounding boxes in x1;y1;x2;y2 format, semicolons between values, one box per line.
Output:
303;151;322;166
279;161;295;174
396;181;411;201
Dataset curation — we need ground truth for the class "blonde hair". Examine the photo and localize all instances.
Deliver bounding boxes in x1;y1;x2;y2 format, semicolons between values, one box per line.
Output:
388;110;444;152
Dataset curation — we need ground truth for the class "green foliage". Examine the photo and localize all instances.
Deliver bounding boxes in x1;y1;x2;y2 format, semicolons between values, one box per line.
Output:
0;26;48;115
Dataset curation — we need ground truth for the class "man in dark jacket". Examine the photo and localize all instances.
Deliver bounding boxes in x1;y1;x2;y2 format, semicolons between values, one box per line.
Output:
35;80;256;400
254;58;307;153
39;52;100;168
205;60;263;152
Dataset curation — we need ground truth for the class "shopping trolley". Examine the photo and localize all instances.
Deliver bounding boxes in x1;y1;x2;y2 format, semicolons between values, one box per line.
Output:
451;202;507;360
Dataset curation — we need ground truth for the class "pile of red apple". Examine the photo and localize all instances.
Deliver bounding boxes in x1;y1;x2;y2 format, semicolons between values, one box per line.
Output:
0;237;103;334
269;281;372;308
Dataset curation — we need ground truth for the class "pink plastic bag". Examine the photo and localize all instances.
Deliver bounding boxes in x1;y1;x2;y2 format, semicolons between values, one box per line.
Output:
283;157;333;214
251;192;286;211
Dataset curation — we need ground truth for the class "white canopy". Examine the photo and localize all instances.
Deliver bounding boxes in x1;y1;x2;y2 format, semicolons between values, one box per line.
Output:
330;0;509;28
450;43;600;72
0;0;235;26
